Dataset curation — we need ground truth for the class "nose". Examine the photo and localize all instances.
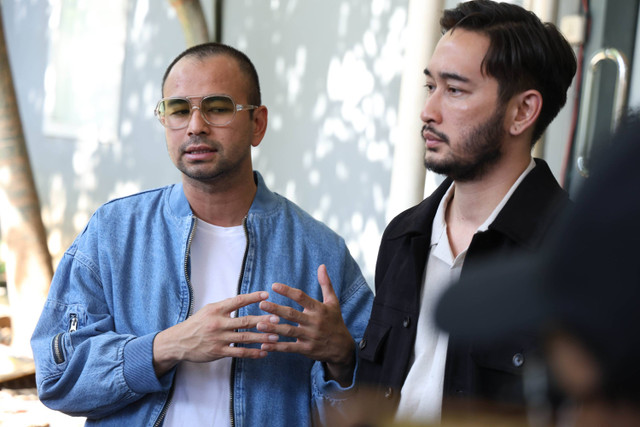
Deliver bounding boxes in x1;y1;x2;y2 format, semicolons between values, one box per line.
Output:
186;105;209;136
420;91;442;125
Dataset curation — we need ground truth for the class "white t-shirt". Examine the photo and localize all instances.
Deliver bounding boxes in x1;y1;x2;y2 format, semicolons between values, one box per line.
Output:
163;218;247;427
395;159;536;424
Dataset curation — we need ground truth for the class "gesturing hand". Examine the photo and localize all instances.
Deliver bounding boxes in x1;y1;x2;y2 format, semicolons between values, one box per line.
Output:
153;291;280;377
257;265;356;386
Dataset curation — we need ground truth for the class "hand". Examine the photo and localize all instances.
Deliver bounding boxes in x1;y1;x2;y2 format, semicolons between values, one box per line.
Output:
153;291;280;376
257;265;356;386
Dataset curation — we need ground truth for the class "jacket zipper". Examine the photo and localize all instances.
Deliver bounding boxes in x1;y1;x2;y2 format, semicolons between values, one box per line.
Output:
153;217;197;427
52;313;78;364
229;216;249;427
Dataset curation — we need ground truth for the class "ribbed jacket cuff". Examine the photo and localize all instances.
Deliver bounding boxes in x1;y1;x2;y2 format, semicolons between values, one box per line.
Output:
123;333;170;394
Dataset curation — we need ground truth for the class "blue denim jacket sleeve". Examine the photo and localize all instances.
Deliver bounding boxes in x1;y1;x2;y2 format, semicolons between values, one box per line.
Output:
310;256;373;424
30;219;172;418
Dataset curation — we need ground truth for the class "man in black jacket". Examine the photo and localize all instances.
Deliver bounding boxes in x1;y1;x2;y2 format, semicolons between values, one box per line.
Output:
356;1;577;424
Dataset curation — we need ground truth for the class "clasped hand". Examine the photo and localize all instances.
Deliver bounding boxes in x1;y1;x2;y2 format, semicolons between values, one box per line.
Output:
153;265;355;385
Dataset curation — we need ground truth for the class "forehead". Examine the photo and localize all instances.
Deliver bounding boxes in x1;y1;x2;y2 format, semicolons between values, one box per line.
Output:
427;29;492;82
163;54;247;99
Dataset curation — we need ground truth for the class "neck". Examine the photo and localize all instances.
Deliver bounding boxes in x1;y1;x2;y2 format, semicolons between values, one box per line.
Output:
448;153;532;228
182;171;257;227
444;152;532;258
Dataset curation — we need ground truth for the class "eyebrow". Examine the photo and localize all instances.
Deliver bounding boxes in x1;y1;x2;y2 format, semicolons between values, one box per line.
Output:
423;68;470;83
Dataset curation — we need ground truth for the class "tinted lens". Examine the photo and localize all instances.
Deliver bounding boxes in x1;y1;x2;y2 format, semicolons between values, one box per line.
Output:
201;96;235;125
158;98;191;128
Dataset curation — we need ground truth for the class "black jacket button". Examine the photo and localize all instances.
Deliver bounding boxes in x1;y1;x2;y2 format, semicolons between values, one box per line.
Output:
402;316;411;328
512;353;524;367
359;339;367;350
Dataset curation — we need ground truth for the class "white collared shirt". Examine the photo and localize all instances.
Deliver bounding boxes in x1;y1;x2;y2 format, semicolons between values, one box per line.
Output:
395;159;536;424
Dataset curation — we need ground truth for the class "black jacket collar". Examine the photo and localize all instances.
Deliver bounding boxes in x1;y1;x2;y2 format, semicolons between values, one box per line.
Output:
383;158;569;250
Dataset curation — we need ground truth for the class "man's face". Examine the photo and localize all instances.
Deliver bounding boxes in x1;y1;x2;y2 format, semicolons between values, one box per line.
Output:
421;29;506;182
162;54;260;184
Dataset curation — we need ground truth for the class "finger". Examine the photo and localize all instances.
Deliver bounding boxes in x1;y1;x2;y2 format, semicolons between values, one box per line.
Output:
229;330;280;345
256;320;301;339
259;300;307;325
231;314;279;330
271;282;320;310
220;291;269;314
226;347;269;359
317;264;338;304
260;341;307;355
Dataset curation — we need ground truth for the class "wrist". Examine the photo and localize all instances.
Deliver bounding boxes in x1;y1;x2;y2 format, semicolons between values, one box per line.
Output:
326;342;356;387
152;329;180;377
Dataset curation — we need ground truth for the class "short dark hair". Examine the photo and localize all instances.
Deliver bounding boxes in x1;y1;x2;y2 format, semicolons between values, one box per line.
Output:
161;42;262;106
441;0;577;144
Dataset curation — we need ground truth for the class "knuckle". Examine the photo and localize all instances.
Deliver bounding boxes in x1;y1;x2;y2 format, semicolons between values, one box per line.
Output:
238;316;251;329
207;318;222;331
236;332;250;342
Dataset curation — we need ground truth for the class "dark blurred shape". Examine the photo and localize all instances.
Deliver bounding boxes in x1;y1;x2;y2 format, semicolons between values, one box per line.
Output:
436;113;640;408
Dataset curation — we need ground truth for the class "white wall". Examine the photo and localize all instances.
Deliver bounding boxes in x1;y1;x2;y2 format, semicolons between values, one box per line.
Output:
2;0;411;285
223;1;409;283
5;0;619;286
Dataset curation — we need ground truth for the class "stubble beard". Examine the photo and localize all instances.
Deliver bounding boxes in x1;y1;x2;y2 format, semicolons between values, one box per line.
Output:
423;107;506;182
175;137;243;184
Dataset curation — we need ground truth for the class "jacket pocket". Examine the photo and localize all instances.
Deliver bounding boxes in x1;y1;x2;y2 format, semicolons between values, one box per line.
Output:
359;320;391;364
470;335;537;375
50;310;82;365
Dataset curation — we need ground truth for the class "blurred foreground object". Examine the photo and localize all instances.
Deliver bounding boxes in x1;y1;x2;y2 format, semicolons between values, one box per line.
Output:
436;114;640;426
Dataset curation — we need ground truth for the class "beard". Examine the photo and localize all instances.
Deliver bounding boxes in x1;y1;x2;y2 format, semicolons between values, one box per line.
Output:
423;107;506;182
173;137;248;183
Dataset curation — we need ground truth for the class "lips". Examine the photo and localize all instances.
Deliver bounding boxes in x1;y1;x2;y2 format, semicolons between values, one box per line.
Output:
183;144;218;161
422;126;448;149
184;145;216;154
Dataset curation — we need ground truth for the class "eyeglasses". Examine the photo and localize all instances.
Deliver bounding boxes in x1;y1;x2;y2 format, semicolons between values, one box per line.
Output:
154;94;259;129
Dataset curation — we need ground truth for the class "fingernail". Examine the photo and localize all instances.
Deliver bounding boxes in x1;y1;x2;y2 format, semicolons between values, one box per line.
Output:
269;315;279;323
259;351;268;357
268;334;278;342
260;291;269;299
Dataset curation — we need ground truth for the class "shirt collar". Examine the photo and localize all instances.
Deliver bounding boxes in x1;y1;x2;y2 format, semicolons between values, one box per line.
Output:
430;158;536;246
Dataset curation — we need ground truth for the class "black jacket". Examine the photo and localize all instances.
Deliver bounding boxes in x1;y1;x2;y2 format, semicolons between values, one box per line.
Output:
357;159;570;412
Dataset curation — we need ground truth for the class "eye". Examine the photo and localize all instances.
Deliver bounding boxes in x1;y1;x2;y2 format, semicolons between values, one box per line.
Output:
203;97;235;115
169;108;190;117
163;100;191;117
207;106;233;114
447;86;464;96
424;82;436;94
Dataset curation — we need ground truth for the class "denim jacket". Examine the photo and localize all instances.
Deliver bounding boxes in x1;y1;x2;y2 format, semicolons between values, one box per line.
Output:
31;172;373;426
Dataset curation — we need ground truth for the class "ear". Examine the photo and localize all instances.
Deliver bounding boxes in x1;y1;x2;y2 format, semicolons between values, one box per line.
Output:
251;105;268;147
507;90;542;137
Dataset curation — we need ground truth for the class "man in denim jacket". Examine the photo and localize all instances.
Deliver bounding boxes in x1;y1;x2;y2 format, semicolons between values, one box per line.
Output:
31;42;373;426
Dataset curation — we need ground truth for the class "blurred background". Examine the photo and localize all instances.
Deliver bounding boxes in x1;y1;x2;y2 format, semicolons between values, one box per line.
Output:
0;0;639;424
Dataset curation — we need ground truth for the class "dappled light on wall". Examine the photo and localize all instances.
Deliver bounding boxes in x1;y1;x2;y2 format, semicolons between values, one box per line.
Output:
232;0;409;283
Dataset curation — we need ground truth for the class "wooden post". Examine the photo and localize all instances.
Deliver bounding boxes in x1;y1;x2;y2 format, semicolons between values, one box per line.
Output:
0;5;53;358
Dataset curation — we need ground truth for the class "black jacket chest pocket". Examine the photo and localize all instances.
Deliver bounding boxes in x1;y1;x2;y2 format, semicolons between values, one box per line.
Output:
359;320;391;364
470;334;537;375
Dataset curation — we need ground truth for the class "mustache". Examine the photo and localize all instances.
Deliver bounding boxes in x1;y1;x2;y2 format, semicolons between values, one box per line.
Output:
421;125;449;144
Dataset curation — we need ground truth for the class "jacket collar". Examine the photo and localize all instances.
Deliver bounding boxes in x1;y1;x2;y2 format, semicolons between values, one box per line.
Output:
384;158;568;249
248;171;281;216
167;171;280;219
488;158;568;250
